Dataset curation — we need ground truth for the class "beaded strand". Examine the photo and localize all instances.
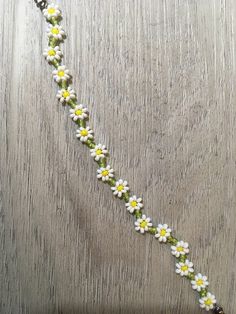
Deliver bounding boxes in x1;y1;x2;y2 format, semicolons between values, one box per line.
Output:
34;2;225;313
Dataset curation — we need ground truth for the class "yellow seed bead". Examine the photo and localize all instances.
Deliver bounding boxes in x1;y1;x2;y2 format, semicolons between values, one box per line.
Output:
160;229;166;236
58;71;65;77
205;299;212;306
48;49;56;56
52;28;59;35
63;91;70;98
130;201;137;207
181;265;188;272
80;130;88;136
75;109;83;116
102;170;109;176
96;149;102;155
140;221;148;228
117;185;124;192
197;279;204;286
48;8;56;14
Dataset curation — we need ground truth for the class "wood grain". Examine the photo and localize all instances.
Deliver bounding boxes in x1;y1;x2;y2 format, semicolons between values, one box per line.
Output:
0;0;236;313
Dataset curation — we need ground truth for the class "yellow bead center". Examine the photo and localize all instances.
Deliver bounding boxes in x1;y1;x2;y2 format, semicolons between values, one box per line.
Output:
58;71;65;77
52;27;59;35
96;149;102;155
102;170;109;176
196;279;204;286
140;221;148;228
75;109;83;116
177;246;184;252
117;185;124;192
181;265;188;272
205;299;212;306
48;8;56;15
63;91;70;98
48;49;56;56
130;201;137;207
80;130;88;136
160;229;166;236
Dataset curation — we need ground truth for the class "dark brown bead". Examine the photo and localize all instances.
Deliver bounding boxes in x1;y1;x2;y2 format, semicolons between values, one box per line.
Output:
213;305;225;314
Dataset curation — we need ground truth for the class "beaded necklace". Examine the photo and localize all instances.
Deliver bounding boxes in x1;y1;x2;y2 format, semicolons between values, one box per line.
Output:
33;1;225;313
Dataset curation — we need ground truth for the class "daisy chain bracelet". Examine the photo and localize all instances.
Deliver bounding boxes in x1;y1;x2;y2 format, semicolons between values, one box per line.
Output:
33;1;225;313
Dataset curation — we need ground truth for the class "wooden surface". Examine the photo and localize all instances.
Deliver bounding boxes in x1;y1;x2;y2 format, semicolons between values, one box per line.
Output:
0;0;236;313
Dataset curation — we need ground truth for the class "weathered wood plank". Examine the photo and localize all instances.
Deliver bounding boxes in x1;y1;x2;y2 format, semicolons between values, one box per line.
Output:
0;0;236;313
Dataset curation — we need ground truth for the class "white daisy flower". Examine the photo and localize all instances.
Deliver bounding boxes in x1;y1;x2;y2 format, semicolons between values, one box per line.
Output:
176;260;194;277
47;25;65;40
76;127;93;142
199;292;217;311
134;214;152;234
125;196;143;213
69;104;88;121
155;224;172;242
111;179;129;198
191;273;209;292
43;3;61;19
53;66;70;83
90;144;108;161
56;87;76;103
97;165;114;182
43;46;62;62
171;241;189;257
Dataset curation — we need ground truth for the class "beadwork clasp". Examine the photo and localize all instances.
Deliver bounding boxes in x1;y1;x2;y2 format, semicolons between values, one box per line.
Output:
34;0;47;10
213;305;225;314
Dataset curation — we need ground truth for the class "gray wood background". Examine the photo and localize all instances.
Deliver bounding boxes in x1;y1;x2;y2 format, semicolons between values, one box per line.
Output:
0;0;236;313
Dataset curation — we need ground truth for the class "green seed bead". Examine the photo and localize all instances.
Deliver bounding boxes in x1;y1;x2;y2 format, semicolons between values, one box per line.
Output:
122;192;130;202
52;59;59;68
79;120;86;128
68;100;76;109
97;158;106;168
199;289;208;297
50;17;58;26
108;178;116;187
135;210;142;219
61;81;68;89
69;99;77;108
148;227;157;235
86;140;96;149
187;273;195;280
49;38;58;48
167;236;178;245
178;255;187;263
